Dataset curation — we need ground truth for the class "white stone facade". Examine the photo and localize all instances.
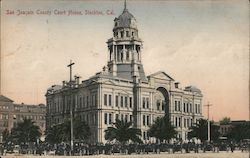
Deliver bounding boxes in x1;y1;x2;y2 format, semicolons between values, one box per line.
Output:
46;4;203;144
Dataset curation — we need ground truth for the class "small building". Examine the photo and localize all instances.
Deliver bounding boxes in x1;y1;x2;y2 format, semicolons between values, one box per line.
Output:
219;120;249;136
0;95;46;137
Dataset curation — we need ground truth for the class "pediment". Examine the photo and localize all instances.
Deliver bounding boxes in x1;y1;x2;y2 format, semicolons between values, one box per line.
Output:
149;71;174;81
102;79;117;85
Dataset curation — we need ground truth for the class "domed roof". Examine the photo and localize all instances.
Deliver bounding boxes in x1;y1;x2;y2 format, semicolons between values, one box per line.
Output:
114;9;136;28
184;86;202;94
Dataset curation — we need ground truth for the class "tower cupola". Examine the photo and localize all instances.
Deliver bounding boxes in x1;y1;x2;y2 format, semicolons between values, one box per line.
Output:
106;0;146;82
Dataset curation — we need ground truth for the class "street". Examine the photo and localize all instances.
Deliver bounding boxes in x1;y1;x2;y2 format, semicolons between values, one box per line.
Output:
2;151;249;158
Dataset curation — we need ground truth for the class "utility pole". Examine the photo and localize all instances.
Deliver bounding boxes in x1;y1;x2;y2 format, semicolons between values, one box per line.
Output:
204;102;212;142
67;60;75;155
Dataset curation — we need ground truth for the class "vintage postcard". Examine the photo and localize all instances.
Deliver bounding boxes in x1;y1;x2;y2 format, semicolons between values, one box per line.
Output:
0;0;249;157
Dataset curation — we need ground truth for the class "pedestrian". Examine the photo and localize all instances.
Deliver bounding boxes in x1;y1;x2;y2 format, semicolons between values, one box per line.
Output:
230;143;234;153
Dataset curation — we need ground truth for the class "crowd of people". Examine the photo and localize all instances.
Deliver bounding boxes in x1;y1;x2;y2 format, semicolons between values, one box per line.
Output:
1;141;249;156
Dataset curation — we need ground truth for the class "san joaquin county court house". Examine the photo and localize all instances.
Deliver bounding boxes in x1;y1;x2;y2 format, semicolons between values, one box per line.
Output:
46;3;203;144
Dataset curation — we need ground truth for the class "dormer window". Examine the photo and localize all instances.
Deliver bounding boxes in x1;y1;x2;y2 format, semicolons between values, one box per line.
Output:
126;31;129;37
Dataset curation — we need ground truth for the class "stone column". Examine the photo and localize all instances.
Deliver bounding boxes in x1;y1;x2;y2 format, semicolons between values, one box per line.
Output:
123;45;125;62
112;89;115;108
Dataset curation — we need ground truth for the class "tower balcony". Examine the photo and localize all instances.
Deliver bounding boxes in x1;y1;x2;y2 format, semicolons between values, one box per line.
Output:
107;37;142;44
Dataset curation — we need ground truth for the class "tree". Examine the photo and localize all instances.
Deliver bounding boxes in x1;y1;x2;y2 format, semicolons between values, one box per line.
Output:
2;128;13;149
219;117;231;125
148;115;177;143
11;118;41;145
105;119;142;145
2;128;10;143
73;117;90;142
45;117;91;145
227;122;250;142
188;118;220;142
45;123;64;145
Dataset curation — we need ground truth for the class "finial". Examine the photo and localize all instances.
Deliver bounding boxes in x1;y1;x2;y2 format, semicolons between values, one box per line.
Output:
124;0;127;10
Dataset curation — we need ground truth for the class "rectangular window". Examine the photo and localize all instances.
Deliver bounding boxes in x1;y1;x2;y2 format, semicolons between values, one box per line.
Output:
86;96;89;107
120;96;123;107
125;97;128;107
109;113;112;124
142;97;145;108
175;101;177;111
184;118;186;128
125;115;128;122
126;31;129;37
178;101;181;111
157;100;160;110
116;95;119;107
116;114;119;121
143;115;146;126
129;97;132;108
147;115;150;126
146;98;149;109
108;94;112;106
121;31;124;38
104;113;108;124
92;95;95;106
179;117;181;127
78;97;82;108
82;96;85;108
195;104;197;113
130;115;133;122
175;117;178;127
3;121;8;127
183;103;186;112
121;114;124;121
104;94;107;106
162;100;165;111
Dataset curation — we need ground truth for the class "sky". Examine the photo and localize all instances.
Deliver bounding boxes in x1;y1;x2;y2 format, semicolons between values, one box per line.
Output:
1;0;249;121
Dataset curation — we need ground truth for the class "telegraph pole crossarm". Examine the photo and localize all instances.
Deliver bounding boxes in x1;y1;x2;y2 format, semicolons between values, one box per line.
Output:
67;60;75;83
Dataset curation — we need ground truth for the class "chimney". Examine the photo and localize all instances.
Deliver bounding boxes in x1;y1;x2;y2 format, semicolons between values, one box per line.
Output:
74;76;80;85
62;81;66;87
175;82;180;89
